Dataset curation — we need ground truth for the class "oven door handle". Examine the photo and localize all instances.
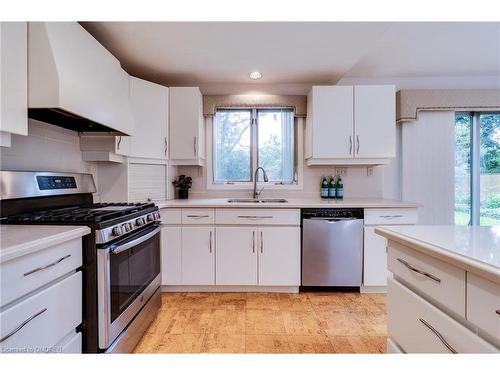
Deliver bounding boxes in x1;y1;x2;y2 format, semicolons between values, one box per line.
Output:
109;225;162;255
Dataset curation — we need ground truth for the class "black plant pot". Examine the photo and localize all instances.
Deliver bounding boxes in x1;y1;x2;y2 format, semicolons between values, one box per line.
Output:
177;188;189;199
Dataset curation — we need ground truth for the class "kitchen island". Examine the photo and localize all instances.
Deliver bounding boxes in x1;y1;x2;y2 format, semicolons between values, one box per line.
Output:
376;225;500;353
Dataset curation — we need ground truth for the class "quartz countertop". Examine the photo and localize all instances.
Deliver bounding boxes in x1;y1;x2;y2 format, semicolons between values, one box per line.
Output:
0;225;91;264
156;198;420;209
375;225;500;283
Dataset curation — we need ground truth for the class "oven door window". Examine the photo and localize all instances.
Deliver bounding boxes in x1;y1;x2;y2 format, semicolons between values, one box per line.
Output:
109;229;160;323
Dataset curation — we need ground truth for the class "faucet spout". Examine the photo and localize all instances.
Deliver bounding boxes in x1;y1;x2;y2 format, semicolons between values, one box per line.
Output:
253;167;269;199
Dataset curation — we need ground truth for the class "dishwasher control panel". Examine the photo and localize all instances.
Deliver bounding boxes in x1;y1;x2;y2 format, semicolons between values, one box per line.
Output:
301;208;364;220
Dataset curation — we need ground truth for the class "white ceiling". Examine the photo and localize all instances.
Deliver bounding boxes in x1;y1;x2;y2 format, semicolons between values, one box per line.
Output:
81;22;500;93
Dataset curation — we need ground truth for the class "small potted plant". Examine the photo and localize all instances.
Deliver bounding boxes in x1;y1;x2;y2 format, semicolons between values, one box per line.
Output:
172;175;192;199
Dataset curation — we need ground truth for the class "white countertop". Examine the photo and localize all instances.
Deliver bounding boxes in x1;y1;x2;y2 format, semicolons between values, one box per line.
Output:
156;197;420;209
375;225;500;283
0;225;91;264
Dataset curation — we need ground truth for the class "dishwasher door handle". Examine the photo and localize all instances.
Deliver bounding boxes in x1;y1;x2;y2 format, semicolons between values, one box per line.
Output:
306;218;362;222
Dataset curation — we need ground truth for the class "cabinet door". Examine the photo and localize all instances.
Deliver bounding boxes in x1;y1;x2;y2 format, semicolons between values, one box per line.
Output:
130;76;169;160
161;226;181;285
363;226;389;286
354;85;395;158
310;86;353;159
169;87;203;161
258;227;300;286
0;22;28;137
216;227;257;285
181;227;214;285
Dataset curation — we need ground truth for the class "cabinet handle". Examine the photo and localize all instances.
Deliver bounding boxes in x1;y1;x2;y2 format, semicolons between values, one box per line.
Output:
209;231;212;253
193;136;197;157
164;137;168;156
356;135;360;155
252;231;255;253
0;308;47;343
419;318;457;353
117;136;122;150
186;215;210;218
380;215;404;219
496;309;500;316
260;231;263;253
397;258;441;283
23;254;72;277
349;136;352;155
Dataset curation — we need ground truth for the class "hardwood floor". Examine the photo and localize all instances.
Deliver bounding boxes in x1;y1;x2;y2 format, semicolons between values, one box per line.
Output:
133;292;388;354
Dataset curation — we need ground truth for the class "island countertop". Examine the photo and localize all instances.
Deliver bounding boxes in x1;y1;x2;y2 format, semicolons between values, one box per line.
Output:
375;225;500;283
0;225;91;264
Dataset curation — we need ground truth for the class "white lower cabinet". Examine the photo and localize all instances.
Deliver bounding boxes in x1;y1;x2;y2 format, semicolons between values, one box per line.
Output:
258;227;300;286
388;278;498;353
216;227;258;285
181;227;215;285
161;227;181;285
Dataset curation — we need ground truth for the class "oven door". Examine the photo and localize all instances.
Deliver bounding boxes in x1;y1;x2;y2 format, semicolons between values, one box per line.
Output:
97;223;161;349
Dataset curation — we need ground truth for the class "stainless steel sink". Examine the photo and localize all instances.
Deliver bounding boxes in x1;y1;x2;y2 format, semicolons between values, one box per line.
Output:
227;198;288;203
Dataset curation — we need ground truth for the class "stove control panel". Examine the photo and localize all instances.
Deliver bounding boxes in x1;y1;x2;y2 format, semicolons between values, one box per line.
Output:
37;175;77;190
96;209;161;244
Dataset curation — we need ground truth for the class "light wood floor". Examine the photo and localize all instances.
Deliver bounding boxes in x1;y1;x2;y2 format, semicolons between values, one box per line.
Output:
133;292;388;354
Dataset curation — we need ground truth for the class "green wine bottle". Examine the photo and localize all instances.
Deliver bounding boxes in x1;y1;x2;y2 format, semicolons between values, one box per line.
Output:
320;176;329;199
336;176;344;199
328;175;336;199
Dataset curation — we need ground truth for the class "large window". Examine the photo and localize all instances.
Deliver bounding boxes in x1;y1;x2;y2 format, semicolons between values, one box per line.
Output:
213;108;296;185
455;112;500;225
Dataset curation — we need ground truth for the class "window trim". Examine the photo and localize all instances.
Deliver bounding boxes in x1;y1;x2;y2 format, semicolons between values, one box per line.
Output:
456;111;500;225
206;112;304;191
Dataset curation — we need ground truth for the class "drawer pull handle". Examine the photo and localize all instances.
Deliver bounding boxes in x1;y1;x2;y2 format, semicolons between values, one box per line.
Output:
380;215;404;219
496;309;500;316
419;318;457;354
237;215;273;219
397;258;441;283
186;215;210;218
23;254;72;277
0;308;47;343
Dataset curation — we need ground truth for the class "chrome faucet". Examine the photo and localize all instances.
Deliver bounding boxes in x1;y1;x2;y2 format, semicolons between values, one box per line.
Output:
253;167;269;199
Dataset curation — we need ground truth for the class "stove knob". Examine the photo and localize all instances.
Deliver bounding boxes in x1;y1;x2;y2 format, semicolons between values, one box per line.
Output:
126;223;133;231
146;214;154;222
112;226;123;236
121;224;130;233
154;212;161;220
136;217;145;226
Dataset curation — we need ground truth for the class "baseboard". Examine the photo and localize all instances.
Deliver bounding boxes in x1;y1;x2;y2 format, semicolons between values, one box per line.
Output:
360;285;387;294
161;285;300;293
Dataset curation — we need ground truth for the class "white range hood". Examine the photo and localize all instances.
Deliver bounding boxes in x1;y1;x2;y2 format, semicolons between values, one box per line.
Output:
28;22;133;136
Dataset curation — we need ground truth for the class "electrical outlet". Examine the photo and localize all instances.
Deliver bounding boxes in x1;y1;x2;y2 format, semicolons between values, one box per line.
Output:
335;167;347;176
366;167;374;177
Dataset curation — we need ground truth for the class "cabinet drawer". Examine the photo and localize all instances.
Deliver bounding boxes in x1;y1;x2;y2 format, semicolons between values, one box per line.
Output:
0;271;82;351
388;278;498;353
215;209;300;225
0;238;82;307
387;242;466;316
160;208;181;224
364;208;418;225
467;273;500;343
182;209;215;224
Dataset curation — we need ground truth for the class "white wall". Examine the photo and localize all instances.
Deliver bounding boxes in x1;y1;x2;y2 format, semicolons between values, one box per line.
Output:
402;111;456;225
0;119;99;196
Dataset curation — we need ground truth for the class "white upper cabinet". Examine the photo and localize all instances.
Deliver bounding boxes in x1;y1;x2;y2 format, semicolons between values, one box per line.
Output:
28;22;133;136
129;76;169;160
169;87;205;166
354;85;395;158
307;86;354;160
306;85;395;165
0;22;28;147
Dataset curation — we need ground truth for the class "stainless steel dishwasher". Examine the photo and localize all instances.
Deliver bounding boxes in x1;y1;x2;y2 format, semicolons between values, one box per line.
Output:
301;208;364;287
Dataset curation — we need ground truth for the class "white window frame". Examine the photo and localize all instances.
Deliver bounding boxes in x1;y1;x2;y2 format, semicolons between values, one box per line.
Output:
206;111;304;191
456;111;500;225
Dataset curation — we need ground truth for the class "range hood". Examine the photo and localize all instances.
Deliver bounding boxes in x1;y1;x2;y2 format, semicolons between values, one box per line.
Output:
28;22;133;136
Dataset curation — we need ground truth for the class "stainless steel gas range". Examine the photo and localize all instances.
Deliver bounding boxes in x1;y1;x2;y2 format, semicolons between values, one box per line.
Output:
0;171;162;353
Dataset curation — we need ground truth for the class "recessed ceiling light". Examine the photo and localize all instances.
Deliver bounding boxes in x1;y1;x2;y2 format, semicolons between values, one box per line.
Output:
249;71;262;80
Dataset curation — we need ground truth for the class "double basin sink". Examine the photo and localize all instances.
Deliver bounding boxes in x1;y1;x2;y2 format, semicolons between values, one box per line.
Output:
227;198;288;203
